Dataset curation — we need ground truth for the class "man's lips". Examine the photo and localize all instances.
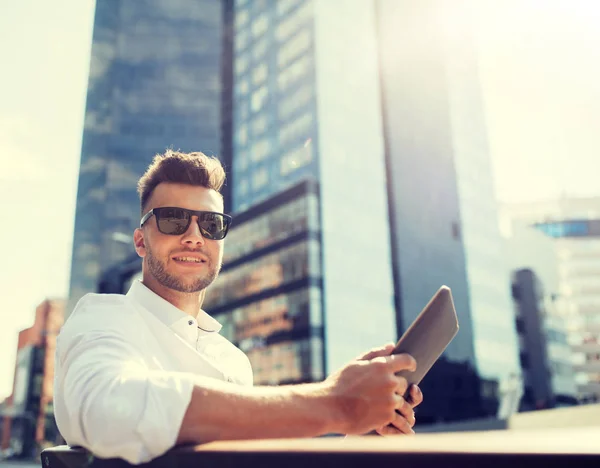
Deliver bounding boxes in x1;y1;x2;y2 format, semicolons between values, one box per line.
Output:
171;253;208;264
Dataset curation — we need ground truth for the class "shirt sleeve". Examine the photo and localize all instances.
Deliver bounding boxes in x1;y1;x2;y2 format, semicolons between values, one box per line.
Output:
54;300;197;464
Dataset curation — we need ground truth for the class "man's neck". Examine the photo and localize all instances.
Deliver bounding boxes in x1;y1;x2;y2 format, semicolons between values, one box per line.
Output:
141;278;205;318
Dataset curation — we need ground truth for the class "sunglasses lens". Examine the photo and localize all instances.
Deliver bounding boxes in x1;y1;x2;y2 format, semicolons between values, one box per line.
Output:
198;213;229;240
156;208;190;235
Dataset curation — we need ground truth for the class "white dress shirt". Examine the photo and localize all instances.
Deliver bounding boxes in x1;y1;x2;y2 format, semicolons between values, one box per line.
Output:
53;280;253;464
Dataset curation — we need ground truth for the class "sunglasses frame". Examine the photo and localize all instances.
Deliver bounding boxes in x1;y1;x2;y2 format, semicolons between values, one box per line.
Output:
140;207;233;240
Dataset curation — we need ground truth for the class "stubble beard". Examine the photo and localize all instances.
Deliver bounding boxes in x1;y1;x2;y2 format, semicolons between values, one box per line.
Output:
146;244;221;294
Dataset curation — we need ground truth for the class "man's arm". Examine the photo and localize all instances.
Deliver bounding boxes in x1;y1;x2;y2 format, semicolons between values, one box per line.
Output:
177;379;338;443
176;351;417;444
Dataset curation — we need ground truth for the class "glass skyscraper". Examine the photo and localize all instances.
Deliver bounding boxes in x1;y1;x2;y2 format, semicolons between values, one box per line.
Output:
68;0;229;313
231;0;397;373
377;0;520;418
440;1;521;388
230;0;514;420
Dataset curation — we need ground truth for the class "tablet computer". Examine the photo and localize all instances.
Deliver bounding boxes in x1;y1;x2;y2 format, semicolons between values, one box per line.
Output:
392;285;459;390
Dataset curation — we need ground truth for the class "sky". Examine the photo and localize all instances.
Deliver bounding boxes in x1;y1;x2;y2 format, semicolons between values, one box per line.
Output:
0;0;599;399
0;0;96;399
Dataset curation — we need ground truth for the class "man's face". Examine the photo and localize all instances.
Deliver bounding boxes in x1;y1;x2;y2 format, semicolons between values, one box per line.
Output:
134;183;225;294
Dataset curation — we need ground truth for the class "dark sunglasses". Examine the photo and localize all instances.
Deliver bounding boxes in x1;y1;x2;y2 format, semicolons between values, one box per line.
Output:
140;207;232;240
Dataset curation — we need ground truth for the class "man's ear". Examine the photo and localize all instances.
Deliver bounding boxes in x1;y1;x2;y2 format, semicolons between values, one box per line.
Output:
133;228;146;257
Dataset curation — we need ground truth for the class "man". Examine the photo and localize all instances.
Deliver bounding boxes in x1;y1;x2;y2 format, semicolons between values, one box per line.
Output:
54;150;423;465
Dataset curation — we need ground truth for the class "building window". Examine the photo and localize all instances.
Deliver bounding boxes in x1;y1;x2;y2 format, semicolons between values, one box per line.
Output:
278;83;313;119
236;9;249;29
277;0;300;17
220;195;318;264
238;178;249;197
252;13;269;39
251;85;268;113
238;100;249;122
252;62;268;86
280;142;314;177
237;78;249;97
279;111;313;146
236;123;248;146
205;243;315;309
236;53;249;76
276;1;312;40
251;137;270;162
253;167;269;190
278;29;311;68
237;148;249;172
278;55;311;91
252;114;268;136
236;29;249;52
253;37;269;62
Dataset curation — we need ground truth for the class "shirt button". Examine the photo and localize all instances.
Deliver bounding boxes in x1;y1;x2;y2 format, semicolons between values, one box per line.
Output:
188;320;193;326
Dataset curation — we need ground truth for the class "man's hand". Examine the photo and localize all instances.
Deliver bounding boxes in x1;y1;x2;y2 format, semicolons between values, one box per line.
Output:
359;344;424;436
324;344;418;436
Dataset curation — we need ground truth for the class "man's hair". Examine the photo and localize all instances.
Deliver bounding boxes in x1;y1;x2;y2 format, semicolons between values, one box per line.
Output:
137;149;226;213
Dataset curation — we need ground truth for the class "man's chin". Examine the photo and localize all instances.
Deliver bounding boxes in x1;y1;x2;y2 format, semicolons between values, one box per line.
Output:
167;276;215;294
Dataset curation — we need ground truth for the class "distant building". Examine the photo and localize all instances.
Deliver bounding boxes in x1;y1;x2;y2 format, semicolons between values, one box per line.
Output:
512;269;578;410
502;218;577;408
1;300;65;458
501;197;600;401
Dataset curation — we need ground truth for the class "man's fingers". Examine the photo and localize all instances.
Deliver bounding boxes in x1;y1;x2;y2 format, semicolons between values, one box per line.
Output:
395;396;416;427
358;343;395;361
376;425;402;436
377;413;415;436
407;384;423;408
394;376;409;398
385;353;417;373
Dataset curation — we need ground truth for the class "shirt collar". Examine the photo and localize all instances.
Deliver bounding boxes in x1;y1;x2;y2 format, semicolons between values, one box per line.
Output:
126;280;222;333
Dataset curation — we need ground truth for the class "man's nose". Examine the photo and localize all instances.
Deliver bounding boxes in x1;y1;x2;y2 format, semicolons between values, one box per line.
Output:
181;217;205;246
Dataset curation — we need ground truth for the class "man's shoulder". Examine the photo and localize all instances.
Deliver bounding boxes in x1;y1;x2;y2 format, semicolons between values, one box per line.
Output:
60;293;141;338
71;292;133;318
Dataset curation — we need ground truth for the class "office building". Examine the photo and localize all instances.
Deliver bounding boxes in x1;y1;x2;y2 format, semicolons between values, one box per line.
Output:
377;0;520;414
229;0;515;420
68;0;231;316
502;218;577;406
511;269;577;410
232;0;398;374
1;300;64;458
501;197;600;401
202;181;323;384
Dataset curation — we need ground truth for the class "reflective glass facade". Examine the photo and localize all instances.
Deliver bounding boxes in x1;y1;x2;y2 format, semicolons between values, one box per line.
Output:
442;6;521;386
232;0;397;375
232;0;318;212
203;182;325;385
69;0;228;314
377;0;520;418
